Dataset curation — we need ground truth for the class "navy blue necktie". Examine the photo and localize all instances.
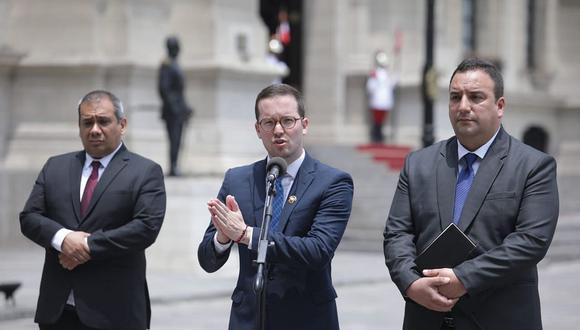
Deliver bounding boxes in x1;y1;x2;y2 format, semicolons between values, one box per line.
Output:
453;153;478;224
269;177;284;231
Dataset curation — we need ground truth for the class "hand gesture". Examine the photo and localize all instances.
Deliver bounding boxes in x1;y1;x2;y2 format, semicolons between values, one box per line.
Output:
207;195;248;244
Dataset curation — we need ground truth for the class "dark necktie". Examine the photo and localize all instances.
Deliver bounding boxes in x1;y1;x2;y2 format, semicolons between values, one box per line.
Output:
269;177;284;232
81;161;101;217
453;153;478;224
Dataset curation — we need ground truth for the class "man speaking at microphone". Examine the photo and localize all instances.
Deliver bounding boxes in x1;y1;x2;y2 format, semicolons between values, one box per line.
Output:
198;83;354;329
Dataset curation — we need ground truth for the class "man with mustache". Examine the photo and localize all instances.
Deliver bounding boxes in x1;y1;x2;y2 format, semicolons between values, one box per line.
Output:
20;90;166;330
384;58;559;329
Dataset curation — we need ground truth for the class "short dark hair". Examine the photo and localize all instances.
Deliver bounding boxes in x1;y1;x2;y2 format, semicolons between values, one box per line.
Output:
77;90;125;122
254;84;305;120
450;58;504;100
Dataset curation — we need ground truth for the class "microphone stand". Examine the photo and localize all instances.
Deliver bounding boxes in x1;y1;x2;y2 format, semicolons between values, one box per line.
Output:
254;178;278;330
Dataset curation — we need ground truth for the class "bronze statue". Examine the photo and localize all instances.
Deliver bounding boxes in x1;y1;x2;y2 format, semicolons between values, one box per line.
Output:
158;36;193;176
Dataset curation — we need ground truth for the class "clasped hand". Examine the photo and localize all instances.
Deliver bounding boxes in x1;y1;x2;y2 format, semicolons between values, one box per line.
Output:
207;195;247;244
405;268;467;312
59;231;91;270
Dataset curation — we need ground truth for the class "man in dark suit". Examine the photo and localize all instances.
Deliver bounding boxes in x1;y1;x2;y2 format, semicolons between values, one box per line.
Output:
198;83;353;330
20;90;166;330
158;36;193;176
384;58;559;330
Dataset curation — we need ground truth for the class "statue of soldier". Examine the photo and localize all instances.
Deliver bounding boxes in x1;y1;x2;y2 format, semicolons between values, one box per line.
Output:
158;36;193;176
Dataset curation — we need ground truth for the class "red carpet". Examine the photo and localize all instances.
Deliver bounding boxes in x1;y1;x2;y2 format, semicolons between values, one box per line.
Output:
356;144;412;171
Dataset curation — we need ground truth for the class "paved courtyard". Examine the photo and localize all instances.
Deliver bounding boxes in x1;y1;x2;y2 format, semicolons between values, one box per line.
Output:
1;176;579;329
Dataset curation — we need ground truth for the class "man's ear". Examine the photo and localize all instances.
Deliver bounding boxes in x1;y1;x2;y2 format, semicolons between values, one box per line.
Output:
496;97;505;119
301;117;309;135
255;122;262;139
120;118;128;135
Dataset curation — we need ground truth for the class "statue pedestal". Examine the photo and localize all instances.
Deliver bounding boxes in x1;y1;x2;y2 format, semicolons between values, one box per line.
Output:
130;61;283;176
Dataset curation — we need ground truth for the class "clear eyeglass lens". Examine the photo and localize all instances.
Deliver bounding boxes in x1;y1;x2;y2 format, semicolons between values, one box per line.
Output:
260;117;299;131
281;117;296;128
261;120;275;130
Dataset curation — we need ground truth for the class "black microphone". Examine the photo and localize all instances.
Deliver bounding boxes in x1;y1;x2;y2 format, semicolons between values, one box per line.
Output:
266;157;287;183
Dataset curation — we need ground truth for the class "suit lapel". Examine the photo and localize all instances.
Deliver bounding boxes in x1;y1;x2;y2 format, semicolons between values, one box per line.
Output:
80;145;129;223
438;139;459;229
458;127;509;231
277;154;316;233
252;159;268;227
71;151;85;223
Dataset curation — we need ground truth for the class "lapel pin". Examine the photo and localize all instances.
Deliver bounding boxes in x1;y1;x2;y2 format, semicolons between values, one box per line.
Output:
288;195;297;204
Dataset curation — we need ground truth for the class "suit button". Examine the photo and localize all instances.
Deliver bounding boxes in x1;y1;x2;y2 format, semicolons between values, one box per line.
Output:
268;275;274;281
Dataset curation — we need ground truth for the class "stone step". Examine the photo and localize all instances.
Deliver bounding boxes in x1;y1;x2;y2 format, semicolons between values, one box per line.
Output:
544;245;580;263
556;174;580;214
557;141;580;176
308;144;400;246
355;144;412;171
542;214;580;262
338;228;385;254
551;230;580;246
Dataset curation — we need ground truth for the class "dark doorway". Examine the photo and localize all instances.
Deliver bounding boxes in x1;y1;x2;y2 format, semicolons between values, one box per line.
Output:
259;0;304;90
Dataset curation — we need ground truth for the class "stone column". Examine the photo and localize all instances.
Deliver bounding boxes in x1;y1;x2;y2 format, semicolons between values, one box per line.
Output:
0;45;24;248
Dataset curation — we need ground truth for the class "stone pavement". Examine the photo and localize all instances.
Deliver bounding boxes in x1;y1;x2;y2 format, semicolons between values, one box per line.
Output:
1;248;579;330
2;175;579;329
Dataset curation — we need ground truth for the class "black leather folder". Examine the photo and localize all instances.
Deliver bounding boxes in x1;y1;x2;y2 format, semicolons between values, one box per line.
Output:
415;223;477;271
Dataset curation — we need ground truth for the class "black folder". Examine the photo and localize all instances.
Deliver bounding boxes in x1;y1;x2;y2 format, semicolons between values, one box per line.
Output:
415;223;477;271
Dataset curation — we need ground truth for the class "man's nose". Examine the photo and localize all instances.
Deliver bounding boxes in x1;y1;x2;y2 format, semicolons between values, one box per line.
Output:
89;122;102;135
458;95;470;112
273;121;284;134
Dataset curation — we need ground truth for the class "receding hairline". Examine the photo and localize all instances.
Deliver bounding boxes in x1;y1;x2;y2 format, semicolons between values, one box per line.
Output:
77;90;125;121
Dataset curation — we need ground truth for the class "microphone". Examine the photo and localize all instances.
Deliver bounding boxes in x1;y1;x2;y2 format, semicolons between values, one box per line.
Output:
266;157;287;183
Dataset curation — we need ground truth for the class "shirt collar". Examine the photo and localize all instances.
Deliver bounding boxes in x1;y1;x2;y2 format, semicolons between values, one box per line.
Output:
267;149;305;180
84;142;123;170
457;128;500;161
285;149;305;179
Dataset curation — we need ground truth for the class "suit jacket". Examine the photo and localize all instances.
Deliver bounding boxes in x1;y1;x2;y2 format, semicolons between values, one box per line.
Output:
198;153;353;330
384;127;559;330
20;145;166;330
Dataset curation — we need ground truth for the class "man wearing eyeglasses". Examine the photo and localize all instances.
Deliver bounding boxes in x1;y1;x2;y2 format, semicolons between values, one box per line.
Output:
198;83;354;330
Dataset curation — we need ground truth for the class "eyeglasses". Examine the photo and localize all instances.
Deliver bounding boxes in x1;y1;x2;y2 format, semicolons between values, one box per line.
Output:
258;116;303;132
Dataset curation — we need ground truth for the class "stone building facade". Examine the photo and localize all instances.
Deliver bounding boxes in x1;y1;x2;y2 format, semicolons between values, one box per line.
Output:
1;0;579;246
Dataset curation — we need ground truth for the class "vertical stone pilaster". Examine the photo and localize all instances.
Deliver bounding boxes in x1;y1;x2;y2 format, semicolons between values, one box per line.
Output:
302;1;341;143
0;46;24;248
0;47;23;159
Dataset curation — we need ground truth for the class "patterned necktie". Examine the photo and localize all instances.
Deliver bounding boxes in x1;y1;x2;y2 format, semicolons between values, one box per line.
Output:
453;153;478;224
81;161;101;217
269;177;285;232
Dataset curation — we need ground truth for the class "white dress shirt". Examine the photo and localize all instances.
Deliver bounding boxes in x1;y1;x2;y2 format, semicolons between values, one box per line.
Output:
456;128;500;177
